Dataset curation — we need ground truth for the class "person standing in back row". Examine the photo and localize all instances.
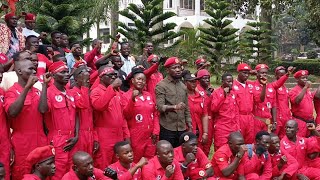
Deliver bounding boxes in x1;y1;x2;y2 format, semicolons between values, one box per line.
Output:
155;57;193;148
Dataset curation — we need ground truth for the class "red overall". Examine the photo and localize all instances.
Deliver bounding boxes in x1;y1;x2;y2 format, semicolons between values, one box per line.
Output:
212;144;243;180
238;147;272;180
233;80;255;144
174;146;214;179
314;98;320;125
45;85;77;180
90;84;130;169
108;161;142;180
187;91;208;152
122;89;159;162
61;168;108;180
141;157;184;180
211;87;239;150
36;53;52;83
4;83;47;180
0;88;10;180
22;174;41;180
145;63;163;101
270;150;299;179
69;86;98;156
84;47;103;72
281;135;320;179
197;84;213;155
275;83;292;138
289;85;315;137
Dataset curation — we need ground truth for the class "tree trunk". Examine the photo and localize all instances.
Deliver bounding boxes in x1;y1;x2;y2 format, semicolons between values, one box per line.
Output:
260;6;273;63
110;0;119;38
96;16;100;39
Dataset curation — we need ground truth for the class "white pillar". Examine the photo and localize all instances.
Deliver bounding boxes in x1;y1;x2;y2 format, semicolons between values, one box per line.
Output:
195;0;200;16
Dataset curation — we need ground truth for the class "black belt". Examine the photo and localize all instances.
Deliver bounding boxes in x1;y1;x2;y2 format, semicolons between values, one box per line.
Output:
292;115;315;123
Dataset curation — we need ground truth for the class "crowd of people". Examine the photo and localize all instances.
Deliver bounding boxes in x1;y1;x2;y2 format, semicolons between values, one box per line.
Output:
0;11;320;180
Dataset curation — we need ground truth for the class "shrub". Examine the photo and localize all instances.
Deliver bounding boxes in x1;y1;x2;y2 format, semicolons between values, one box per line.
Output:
307;50;318;59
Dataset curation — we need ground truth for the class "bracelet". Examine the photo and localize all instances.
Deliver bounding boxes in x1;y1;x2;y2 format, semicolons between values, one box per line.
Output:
180;163;188;169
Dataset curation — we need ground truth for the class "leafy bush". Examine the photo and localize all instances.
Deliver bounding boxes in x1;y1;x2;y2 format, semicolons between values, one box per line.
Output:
268;60;320;76
307;50;318;59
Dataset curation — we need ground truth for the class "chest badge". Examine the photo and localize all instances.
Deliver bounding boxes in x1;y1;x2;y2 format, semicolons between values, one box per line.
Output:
55;95;63;102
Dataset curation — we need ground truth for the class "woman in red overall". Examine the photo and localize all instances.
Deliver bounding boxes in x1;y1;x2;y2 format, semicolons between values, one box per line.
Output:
122;67;160;163
184;73;209;152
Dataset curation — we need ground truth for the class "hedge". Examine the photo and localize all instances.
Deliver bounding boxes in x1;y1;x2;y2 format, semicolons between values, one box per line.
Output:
267;60;320;76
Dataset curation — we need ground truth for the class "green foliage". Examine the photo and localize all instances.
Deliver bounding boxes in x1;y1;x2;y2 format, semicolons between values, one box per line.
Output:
117;0;184;54
198;0;239;75
307;50;318;59
305;0;320;46
268;60;320;76
239;22;274;63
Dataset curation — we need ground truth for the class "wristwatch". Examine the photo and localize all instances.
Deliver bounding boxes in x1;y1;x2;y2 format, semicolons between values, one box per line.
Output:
236;152;243;159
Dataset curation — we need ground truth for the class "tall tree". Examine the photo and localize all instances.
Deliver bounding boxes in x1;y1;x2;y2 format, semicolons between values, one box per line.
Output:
198;0;238;74
117;0;184;54
239;22;273;63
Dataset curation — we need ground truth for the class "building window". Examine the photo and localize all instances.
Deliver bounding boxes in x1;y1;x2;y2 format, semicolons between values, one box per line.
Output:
168;0;173;8
128;22;135;27
200;0;205;10
100;28;110;44
180;0;194;9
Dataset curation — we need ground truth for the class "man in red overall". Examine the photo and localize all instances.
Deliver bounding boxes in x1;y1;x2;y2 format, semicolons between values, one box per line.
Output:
22;145;56;180
145;54;163;100
274;66;293;138
196;69;213;155
251;64;288;135
0;65;10;180
105;141;148;180
238;131;273;180
141;140;184;179
4;51;47;180
212;131;246;180
70;66;99;156
90;65;130;169
233;63;255;144
174;132;214;179
122;68;159;162
280;120;320;179
268;133;299;179
289;70;320;137
39;61;79;180
211;72;239;150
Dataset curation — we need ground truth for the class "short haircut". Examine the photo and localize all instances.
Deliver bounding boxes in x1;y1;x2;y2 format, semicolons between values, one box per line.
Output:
73;66;87;79
113;141;130;154
92;39;99;46
70;41;81;49
52;54;65;62
255;131;270;141
26;35;38;42
12;51;27;62
51;31;61;38
96;59;111;70
120;42;129;49
222;72;233;80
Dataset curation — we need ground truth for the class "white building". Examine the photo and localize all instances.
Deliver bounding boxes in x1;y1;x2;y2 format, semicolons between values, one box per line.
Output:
84;0;258;53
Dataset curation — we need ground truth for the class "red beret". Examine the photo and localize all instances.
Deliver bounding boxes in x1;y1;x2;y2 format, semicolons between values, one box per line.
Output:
0;53;9;64
25;13;36;22
189;168;207;180
164;57;180;68
147;54;158;62
294;70;309;79
195;58;206;65
5;12;15;21
73;61;86;68
99;66;115;77
197;69;210;79
255;64;269;71
237;63;251;72
26;145;55;167
275;66;285;73
48;61;68;74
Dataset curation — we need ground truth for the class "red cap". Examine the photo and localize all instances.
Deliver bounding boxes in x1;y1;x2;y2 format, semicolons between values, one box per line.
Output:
147;54;158;62
164;57;180;68
237;63;251;72
26;145;55;167
255;64;269;71
294;70;309;78
197;69;210;79
48;61;68;74
73;61;86;68
275;66;286;73
189;168;207;180
99;66;115;77
25;13;36;22
0;53;9;64
5;12;15;21
195;58;206;65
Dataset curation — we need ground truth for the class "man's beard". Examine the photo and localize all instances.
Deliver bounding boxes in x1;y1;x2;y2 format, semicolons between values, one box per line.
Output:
256;144;267;155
